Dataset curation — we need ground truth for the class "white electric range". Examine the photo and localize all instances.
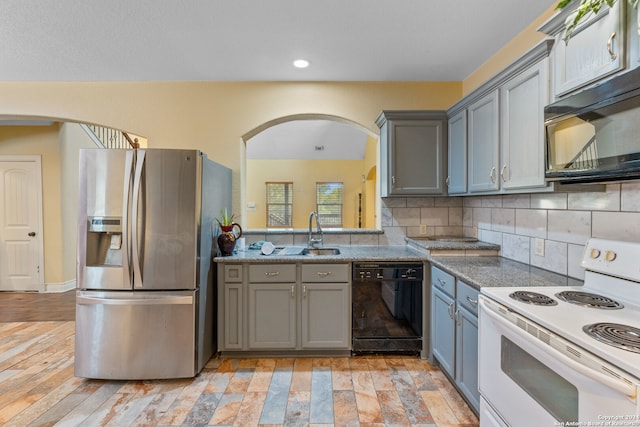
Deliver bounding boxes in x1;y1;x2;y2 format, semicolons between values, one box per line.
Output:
478;238;640;427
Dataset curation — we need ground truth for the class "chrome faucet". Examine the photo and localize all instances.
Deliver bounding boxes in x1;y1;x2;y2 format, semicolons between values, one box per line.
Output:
308;211;323;248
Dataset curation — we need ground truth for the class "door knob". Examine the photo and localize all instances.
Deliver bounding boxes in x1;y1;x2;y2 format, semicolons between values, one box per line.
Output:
28;232;36;237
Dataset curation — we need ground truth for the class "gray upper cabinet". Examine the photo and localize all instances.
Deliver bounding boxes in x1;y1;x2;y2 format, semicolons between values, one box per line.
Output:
540;0;625;98
468;90;500;193
447;110;467;195
377;111;447;196
447;39;553;196
500;58;549;191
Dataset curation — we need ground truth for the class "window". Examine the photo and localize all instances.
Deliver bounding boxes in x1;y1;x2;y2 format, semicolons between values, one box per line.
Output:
266;182;293;227
316;182;343;227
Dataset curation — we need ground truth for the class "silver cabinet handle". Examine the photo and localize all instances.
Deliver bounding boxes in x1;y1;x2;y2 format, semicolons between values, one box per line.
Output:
445;176;450;187
391;175;396;186
608;32;617;60
303;285;307;298
437;278;447;287
500;165;508;182
316;271;331;277
466;295;478;307
264;271;280;277
489;166;497;184
447;301;455;319
455;308;461;325
291;285;295;297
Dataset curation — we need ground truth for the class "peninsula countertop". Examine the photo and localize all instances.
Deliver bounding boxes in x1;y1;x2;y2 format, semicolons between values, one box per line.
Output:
429;256;583;290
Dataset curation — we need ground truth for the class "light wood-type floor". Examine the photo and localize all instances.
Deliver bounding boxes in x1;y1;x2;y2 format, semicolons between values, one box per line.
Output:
0;291;479;427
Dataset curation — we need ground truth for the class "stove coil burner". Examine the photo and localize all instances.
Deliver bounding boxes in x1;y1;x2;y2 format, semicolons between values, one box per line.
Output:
509;291;558;306
583;323;640;354
556;291;623;310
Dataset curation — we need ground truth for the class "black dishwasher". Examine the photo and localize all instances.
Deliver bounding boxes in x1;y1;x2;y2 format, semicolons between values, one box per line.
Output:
352;262;423;354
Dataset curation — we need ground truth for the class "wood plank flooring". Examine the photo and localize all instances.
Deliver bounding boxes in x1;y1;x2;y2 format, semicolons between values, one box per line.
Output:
0;291;479;427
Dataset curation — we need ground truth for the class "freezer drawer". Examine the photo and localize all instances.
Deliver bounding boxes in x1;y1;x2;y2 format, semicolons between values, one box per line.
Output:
75;290;197;380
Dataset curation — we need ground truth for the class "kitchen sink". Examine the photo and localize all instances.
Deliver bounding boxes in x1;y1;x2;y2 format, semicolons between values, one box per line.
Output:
302;247;341;256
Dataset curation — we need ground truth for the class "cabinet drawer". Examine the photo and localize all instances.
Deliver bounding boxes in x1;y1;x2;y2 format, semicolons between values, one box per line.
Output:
249;264;296;283
457;280;479;316
224;264;243;283
431;266;455;297
302;264;349;283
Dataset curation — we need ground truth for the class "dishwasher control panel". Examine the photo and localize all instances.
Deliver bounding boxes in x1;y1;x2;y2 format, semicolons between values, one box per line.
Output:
353;263;423;281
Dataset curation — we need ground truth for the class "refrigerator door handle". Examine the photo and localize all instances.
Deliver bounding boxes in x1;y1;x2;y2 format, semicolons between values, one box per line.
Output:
132;150;145;288
122;150;135;285
76;294;194;306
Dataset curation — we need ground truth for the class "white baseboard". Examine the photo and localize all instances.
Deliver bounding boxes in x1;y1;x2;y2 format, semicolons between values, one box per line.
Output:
44;279;76;293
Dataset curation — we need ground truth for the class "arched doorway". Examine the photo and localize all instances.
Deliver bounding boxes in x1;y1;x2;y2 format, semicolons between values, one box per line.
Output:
242;114;378;229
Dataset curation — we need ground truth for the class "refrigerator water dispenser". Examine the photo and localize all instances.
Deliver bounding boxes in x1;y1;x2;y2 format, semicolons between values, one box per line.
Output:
86;217;123;267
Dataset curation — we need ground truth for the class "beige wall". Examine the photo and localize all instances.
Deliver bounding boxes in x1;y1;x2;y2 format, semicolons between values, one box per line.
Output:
0;4;566;287
0;81;461;219
462;3;558;96
0;125;62;283
0;123;95;286
0;82;460;286
246;159;371;229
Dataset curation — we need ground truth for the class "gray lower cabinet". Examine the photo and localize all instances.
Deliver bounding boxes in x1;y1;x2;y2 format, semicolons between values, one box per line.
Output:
431;267;456;376
455;280;479;412
218;262;350;352
431;266;479;413
248;264;297;349
301;264;350;349
249;282;297;349
222;264;244;349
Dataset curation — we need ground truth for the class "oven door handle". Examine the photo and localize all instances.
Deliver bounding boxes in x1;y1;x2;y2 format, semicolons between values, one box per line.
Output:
480;298;638;398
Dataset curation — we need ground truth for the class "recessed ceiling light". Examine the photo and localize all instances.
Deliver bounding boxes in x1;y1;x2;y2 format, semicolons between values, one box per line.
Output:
293;59;310;68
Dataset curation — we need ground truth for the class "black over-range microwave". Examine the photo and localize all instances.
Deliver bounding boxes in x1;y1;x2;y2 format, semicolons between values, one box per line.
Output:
545;66;640;183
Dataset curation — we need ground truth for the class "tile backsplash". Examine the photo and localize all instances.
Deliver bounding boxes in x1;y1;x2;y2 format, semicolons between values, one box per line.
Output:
382;182;640;280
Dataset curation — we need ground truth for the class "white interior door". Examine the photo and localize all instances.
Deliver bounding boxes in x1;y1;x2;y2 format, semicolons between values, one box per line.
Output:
0;156;43;291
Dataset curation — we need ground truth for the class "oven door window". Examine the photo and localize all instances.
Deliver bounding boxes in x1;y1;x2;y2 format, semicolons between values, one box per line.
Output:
501;336;578;423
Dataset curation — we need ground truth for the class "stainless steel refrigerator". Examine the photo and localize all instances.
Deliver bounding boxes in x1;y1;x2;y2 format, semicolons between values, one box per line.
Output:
75;148;231;380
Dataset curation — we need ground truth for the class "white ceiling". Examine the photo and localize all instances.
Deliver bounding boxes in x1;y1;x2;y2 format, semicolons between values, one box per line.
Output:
0;0;556;82
247;120;369;160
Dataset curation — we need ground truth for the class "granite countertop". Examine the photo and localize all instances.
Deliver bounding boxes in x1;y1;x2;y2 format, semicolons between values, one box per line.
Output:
429;256;583;290
406;237;500;252
214;245;429;263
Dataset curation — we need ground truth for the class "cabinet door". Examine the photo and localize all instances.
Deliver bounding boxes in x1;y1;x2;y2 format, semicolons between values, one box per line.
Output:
554;2;624;96
500;59;549;191
248;283;296;349
301;283;350;349
447;110;467;194
431;286;456;377
455;305;479;413
385;119;445;195
223;283;243;349
468;90;500;193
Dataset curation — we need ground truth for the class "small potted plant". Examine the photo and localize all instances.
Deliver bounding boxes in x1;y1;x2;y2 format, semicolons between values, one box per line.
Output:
216;208;236;230
216;209;242;256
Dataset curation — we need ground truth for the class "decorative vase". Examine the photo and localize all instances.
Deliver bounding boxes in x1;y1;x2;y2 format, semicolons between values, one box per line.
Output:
217;222;242;256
